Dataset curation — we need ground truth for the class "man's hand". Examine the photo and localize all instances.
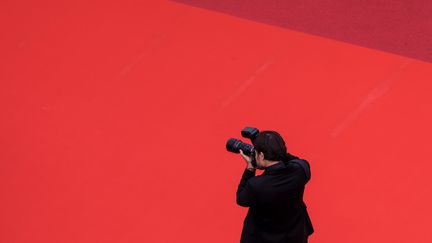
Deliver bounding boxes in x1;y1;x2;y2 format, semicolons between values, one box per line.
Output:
239;150;255;171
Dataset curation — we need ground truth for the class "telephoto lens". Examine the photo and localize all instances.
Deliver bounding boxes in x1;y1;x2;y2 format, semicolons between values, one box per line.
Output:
226;138;256;157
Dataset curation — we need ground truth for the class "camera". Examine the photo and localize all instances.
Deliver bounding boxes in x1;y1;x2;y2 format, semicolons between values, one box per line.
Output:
226;138;255;156
241;127;260;142
226;127;260;167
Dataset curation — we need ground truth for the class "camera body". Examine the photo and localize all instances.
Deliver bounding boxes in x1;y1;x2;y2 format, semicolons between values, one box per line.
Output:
226;127;260;167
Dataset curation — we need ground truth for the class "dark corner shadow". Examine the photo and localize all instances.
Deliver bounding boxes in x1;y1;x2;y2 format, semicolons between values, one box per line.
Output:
173;0;432;63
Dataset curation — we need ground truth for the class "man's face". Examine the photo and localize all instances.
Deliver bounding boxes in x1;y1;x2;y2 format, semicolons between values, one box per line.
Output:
255;151;265;169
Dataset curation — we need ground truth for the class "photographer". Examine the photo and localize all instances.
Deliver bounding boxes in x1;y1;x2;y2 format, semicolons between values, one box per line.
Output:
236;131;314;243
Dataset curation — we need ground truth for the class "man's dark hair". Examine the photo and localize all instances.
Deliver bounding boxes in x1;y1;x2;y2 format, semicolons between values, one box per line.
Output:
252;131;288;161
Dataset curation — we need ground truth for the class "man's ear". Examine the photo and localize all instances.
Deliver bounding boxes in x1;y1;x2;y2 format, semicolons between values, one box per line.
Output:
259;152;264;160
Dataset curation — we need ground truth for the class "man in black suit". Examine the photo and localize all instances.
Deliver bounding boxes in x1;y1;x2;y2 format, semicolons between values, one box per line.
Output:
237;131;314;243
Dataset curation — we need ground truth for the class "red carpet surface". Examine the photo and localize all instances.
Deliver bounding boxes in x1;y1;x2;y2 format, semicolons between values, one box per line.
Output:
1;0;432;243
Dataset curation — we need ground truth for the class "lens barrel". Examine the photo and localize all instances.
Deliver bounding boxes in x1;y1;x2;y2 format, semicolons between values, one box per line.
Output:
226;138;255;157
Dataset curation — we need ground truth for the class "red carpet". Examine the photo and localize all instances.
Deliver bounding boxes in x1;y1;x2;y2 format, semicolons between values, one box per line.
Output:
1;0;432;242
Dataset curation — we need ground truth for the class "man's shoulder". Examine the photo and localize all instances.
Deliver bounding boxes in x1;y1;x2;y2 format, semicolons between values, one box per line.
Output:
246;174;266;185
247;172;275;186
287;161;304;170
286;159;311;184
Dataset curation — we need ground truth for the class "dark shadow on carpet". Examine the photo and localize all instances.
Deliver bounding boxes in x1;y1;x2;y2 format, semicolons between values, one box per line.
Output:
173;0;432;63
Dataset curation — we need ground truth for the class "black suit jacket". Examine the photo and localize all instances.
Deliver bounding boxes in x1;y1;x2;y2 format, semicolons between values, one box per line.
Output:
237;160;314;243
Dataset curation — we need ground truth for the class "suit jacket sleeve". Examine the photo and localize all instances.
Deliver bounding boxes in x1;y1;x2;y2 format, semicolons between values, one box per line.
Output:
236;169;256;207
